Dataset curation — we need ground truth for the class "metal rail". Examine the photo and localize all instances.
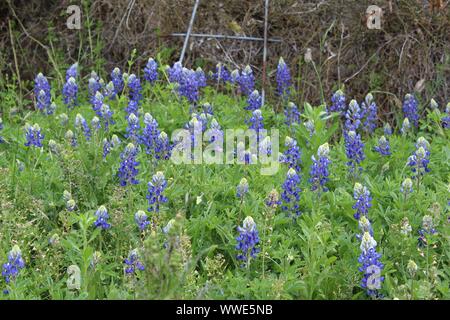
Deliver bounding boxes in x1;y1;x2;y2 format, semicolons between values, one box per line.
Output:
261;0;269;106
171;33;281;43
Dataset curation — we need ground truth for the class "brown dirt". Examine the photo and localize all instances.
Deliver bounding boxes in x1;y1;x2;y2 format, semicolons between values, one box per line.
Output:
1;0;449;116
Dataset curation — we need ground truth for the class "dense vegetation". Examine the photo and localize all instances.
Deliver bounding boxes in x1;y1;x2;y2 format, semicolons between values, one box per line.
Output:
0;56;449;300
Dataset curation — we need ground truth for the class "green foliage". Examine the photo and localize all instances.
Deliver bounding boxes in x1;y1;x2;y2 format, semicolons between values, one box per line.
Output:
0;71;449;300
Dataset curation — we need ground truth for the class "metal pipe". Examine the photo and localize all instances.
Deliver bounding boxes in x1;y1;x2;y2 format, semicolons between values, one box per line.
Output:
179;0;201;64
261;0;269;106
171;33;282;43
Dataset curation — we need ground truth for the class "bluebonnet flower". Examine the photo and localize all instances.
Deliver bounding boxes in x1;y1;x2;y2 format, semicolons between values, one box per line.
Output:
34;73;51;112
118;143;140;187
212;63;230;83
127;74;143;104
143;58;158;83
147;171;168;212
304;120;315;138
383;123;392;136
125;99;139;118
195;67;207;87
140;113;160;157
111;67;124;95
46;102;56;116
281;168;301;218
155;131;172;161
126;113;140;142
236;178;249;200
230;69;240;84
362;93;377;134
167;61;183;83
236;216;260;267
66;199;76;212
276;57;291;99
184;116;203;151
66;63;78;81
357;216;374;241
100;103;115;130
430;98;438;110
93;205;111;229
248;109;264;130
265;189;281;209
328;89;346;114
353;183;372;220
102;138;111;159
2;245;25;284
103;81;116;99
75;114;91;141
63;77;78;109
207;118;223;148
259;136;272;157
373;135;391;156
135;210;150;231
178;68;200;103
442;103;450;129
309;143;331;192
111;134;121;148
280;136;302;172
345;99;363;131
400;117;411;135
0;117;4;143
124;249;145;274
248;109;264;143
284;102;301;128
238;65;255;96
65;130;77;147
90;251;102;269
88;71;102;99
237;141;256;165
400;217;413;235
400;178;413;195
344;130;365;174
402;94;419;127
200;102;214;116
24;123;44;148
407;137;430;178
91;91;104;116
34;73;51;111
192;112;209;133
91;116;101;132
245;90;262;111
358;232;384;297
418;215;437;246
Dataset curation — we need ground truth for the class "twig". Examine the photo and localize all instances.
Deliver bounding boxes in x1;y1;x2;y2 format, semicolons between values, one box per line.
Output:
337;22;345;86
6;0;63;83
285;0;329;15
8;18;22;107
344;37;397;83
108;0;136;50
